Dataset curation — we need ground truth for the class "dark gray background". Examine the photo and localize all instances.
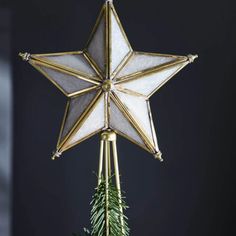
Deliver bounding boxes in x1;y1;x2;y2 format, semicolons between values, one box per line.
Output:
3;0;236;235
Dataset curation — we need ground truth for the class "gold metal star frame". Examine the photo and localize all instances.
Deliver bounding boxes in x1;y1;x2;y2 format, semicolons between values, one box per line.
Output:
19;0;197;162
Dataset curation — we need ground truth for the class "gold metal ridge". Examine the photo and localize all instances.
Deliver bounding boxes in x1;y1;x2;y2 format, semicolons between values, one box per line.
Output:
32;51;84;57
111;50;133;80
67;86;99;98
32;50;83;57
83;51;103;80
105;1;111;79
115;85;148;99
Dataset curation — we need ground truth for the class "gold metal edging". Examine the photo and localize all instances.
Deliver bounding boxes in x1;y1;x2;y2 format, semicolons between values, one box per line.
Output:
33;51;83;57
57;100;71;147
134;51;187;59
67;86;99;98
147;100;159;151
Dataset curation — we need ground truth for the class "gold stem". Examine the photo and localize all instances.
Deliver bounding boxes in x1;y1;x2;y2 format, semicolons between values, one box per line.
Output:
112;139;125;234
100;129;124;235
98;140;104;185
108;141;111;176
105;140;109;236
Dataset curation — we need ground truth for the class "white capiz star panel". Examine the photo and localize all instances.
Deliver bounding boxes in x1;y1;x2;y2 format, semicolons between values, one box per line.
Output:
118;62;187;97
87;11;106;74
116;52;178;79
109;98;145;146
110;7;131;74
33;64;96;95
114;90;156;147
87;2;132;77
67;94;105;147
60;90;99;142
36;52;98;77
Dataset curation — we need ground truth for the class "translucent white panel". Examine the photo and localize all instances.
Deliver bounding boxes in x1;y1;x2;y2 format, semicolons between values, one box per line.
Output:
114;90;155;146
119;63;186;97
87;12;105;74
39;53;97;76
67;95;105;145
116;52;177;78
38;65;95;94
60;90;98;142
110;9;131;74
110;98;144;146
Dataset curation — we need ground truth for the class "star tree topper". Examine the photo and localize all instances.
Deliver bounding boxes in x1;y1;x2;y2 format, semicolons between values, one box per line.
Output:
20;0;197;161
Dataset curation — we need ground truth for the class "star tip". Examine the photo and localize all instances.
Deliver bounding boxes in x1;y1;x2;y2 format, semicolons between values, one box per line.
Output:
51;150;62;160
154;151;163;162
187;54;198;63
18;52;31;61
